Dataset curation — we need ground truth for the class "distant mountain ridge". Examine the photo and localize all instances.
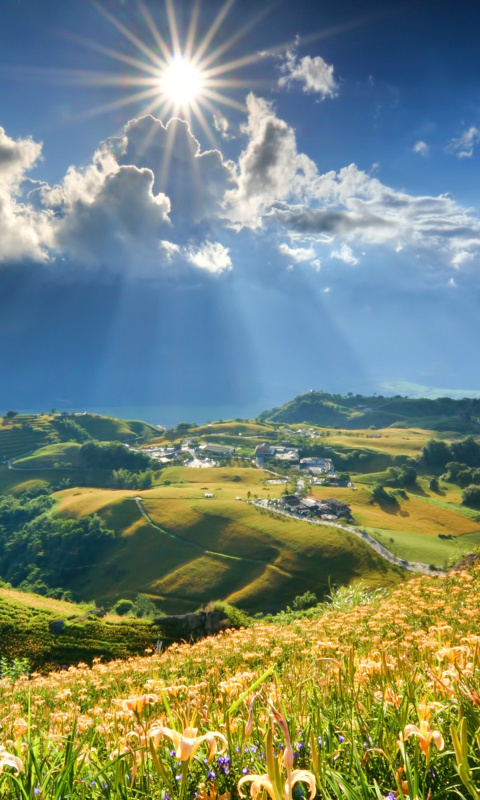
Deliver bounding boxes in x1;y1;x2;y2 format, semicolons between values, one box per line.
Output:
257;391;480;432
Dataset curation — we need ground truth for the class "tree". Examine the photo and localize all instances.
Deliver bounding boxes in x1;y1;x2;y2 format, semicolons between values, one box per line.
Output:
5;410;17;419
429;477;439;493
461;485;480;510
113;599;134;616
422;439;450;470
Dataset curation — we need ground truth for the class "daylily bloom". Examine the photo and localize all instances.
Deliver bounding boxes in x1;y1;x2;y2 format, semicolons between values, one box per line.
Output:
0;745;23;774
401;720;444;759
238;769;316;800
115;694;158;714
239;708;316;800
149;723;227;764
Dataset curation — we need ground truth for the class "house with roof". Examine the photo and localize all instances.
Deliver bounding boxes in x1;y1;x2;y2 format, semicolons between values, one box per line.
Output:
317;498;351;518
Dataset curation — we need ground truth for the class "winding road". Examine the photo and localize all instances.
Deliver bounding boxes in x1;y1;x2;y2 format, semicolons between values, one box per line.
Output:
253;499;444;576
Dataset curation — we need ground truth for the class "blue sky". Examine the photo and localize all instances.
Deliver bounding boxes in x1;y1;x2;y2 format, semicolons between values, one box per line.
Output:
1;0;480;420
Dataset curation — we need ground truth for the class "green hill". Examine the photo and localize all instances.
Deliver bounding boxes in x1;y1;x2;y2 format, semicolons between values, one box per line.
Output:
0;586;155;671
257;390;480;431
53;467;403;614
0;412;158;464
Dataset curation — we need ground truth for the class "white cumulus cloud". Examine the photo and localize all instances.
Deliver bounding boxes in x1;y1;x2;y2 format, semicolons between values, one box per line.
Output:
225;93;316;227
278;242;316;262
278;48;338;99
184;240;232;273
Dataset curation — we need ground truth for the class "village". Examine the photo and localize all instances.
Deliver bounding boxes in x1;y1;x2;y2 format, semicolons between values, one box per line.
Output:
136;435;353;521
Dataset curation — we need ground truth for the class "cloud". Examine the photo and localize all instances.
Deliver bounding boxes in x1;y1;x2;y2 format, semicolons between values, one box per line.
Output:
413;140;429;156
225;93;316;227
0;126;42;185
114;115;235;231
184;240;232;273
330;243;358;265
213;111;235;140
278;48;338;99
54;163;171;271
278;242;316;262
448;126;480;158
0;127;52;263
451;250;475;269
7;115;236;275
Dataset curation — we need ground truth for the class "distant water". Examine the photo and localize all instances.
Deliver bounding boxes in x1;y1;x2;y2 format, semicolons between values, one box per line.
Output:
16;397;286;427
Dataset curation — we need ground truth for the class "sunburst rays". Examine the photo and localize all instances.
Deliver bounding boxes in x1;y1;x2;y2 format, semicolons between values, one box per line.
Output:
68;0;273;139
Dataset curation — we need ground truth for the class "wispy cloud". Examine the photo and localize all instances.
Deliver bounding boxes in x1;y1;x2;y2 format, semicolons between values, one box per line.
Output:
448;125;480;158
330;242;358;265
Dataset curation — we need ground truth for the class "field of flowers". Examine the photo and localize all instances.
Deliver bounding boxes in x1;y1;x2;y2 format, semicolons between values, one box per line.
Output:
1;567;480;799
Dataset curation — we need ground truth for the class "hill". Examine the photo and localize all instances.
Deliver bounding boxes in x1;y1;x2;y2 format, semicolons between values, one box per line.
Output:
258;390;480;431
0;585;156;671
53;467;403;613
0;411;158;463
0;566;479;799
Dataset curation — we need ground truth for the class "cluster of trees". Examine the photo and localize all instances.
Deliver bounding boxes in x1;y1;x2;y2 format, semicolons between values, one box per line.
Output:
422;437;480;471
110;469;155;490
442;462;480;488
0;487;117;593
461;486;480;510
79;441;154;472
371;484;398;506
113;594;159;618
422;437;480;509
52;417;92;443
383;464;418;488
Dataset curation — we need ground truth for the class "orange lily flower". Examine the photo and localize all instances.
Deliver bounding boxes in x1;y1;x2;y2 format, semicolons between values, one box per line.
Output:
401;720;444;758
0;745;23;774
238;769;316;800
149;722;227;764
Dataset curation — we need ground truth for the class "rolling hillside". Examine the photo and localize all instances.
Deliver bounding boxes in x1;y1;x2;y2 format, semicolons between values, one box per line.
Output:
258;391;480;431
54;466;403;613
0;585;155;671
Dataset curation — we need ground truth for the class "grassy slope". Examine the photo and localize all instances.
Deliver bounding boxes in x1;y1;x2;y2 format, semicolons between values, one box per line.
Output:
0;586;155;671
258;391;480;431
53;467;403;613
13;442;83;469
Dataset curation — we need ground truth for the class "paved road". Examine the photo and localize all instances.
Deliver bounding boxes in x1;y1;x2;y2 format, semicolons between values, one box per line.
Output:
252;500;444;576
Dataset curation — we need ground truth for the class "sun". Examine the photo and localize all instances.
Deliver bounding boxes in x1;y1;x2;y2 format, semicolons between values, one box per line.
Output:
71;0;272;146
159;55;205;109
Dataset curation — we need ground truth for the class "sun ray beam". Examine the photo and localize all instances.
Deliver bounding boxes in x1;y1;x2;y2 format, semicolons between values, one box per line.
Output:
192;0;235;67
190;101;219;150
67;85;162;123
165;0;181;56
136;0;172;62
184;0;201;62
201;88;246;112
67;32;162;78
90;0;163;68
198;2;275;71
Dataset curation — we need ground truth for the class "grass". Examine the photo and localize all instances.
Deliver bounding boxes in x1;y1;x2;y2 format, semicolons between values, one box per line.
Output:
3;567;480;799
53;472;402;613
364;526;480;566
0;585;155;671
12;442;83;469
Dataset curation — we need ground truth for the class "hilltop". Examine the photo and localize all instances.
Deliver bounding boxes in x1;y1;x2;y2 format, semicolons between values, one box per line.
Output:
257;390;480;432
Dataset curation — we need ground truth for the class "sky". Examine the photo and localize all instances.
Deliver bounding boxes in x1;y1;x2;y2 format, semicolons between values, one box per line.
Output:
2;0;480;422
